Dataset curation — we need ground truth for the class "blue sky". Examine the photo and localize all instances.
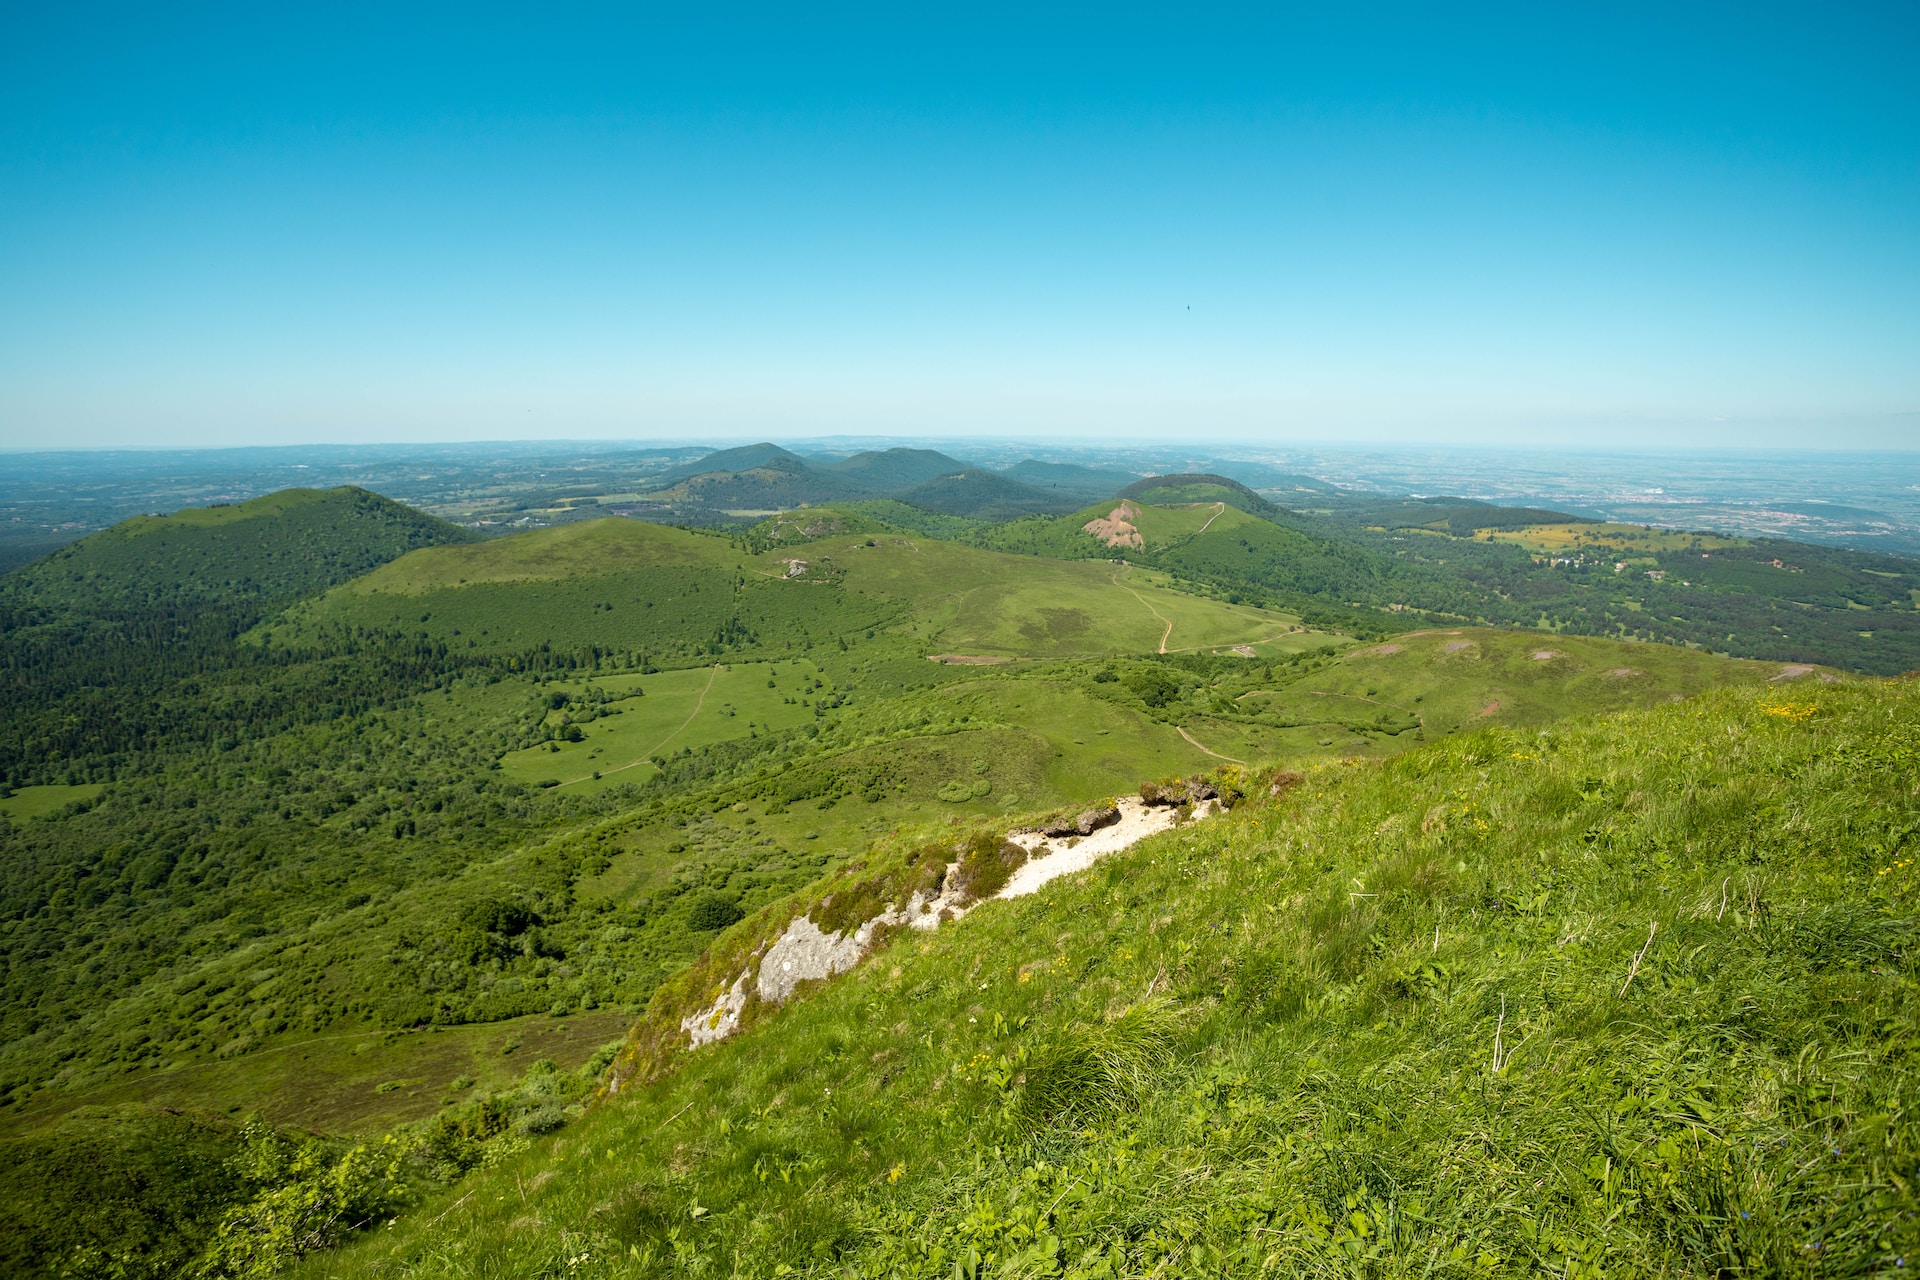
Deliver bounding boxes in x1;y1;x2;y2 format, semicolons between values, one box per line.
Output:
1;3;1915;448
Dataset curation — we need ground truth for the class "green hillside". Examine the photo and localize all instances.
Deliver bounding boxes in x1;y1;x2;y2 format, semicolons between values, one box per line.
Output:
293;676;1917;1278
1115;472;1281;516
940;489;1920;674
999;459;1137;502
261;517;1320;665
0;487;477;787
821;448;972;489
3;479;1904;1280
654;443;812;483
638;462;872;512
897;468;1080;519
2;486;475;614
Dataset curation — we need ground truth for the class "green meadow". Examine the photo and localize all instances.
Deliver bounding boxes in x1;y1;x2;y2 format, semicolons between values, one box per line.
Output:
498;660;827;793
813;533;1318;658
0;783;105;822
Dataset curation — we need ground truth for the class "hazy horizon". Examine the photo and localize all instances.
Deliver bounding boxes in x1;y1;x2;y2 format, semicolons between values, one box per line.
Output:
3;5;1917;450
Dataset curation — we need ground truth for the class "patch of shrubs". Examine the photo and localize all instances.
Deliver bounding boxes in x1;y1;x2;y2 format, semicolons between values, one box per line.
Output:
685;893;745;932
952;831;1029;901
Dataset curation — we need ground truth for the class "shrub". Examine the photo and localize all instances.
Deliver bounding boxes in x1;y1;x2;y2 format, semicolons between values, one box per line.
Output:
685;893;745;932
190;1124;407;1279
952;832;1028;901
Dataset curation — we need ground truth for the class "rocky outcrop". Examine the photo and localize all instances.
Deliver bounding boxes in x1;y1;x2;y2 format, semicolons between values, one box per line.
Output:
1139;776;1219;807
673;796;1217;1051
757;915;871;1003
681;972;750;1047
1038;804;1120;837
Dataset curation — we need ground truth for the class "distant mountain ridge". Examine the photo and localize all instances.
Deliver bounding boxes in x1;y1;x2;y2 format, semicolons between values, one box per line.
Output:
636;443;1107;520
820;448;972;490
1002;460;1142;500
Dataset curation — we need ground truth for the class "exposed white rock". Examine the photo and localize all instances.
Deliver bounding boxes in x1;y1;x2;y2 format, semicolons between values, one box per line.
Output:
678;799;1218;1048
757;915;869;1003
680;971;749;1047
999;796;1211;900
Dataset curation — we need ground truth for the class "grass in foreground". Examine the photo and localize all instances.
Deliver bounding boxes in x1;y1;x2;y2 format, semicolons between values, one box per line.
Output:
300;677;1920;1277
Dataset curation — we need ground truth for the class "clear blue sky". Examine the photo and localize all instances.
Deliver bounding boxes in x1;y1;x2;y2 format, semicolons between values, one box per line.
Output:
2;3;1915;448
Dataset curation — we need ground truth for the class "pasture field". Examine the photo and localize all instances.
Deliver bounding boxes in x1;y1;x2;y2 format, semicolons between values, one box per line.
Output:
569;677;1221;913
810;533;1323;657
0;1009;631;1140
497;660;826;793
335;517;738;591
1484;521;1748;554
1198;626;1832;765
0;783;104;822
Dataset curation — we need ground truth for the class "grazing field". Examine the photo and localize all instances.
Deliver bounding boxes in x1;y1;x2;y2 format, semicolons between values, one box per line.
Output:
0;783;104;822
334;517;738;590
814;533;1322;658
0;1009;631;1140
1184;626;1831;764
1484;522;1748;554
497;660;826;793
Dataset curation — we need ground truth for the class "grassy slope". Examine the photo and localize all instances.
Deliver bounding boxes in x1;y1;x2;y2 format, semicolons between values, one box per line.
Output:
817;533;1317;658
967;500;1389;630
0;783;105;821
309;677;1920;1279
496;659;829;791
5;507;1837;1145
1186;625;1815;765
264;519;1325;665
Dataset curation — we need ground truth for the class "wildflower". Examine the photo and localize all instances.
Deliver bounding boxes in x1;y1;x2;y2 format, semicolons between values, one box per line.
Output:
888;1162;905;1183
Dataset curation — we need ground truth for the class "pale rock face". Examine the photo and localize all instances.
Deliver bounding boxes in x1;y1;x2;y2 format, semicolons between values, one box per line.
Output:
999;796;1206;900
678;799;1218;1049
681;972;750;1047
756;915;869;1003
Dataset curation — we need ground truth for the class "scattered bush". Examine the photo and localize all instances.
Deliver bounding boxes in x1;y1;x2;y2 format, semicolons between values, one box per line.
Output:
952;832;1029;901
685;893;745;932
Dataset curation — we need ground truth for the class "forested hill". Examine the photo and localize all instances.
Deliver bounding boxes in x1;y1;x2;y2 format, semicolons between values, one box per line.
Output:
1;487;475;617
0;487;478;787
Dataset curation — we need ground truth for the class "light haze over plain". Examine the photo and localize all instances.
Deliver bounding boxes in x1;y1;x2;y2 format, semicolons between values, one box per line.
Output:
1;3;1915;450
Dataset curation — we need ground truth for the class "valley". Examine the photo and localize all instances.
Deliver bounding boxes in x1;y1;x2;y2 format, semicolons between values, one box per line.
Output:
0;462;1910;1278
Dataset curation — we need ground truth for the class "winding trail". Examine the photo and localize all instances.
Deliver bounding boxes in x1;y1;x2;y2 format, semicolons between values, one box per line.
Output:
1178;725;1247;764
572;663;724;785
1191;501;1227;535
1110;564;1176;653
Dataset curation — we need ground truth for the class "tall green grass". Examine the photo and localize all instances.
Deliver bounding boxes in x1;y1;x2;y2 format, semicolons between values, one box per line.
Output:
301;677;1920;1277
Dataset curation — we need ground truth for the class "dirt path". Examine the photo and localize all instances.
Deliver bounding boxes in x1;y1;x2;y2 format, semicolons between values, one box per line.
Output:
1192;501;1227;535
1110;564;1175;653
1177;725;1246;764
1159;626;1296;657
577;663;723;784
